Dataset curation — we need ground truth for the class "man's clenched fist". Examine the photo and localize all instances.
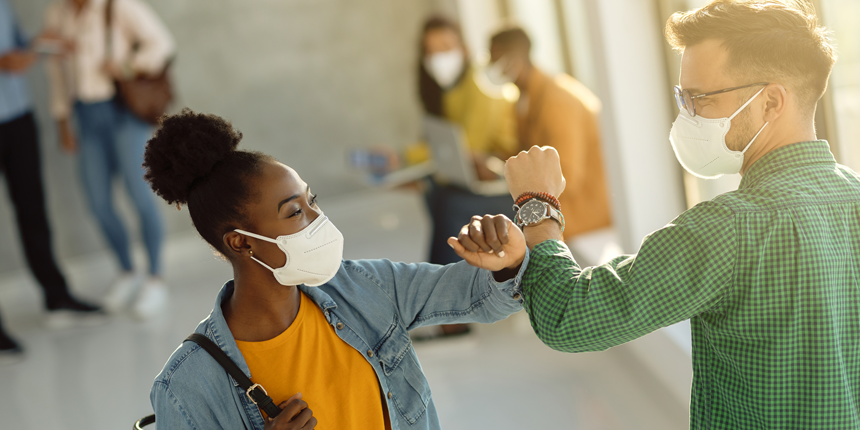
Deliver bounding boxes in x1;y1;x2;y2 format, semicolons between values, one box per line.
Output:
504;146;566;200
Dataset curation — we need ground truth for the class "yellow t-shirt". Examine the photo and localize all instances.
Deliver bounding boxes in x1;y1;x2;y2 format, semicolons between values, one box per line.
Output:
235;292;387;429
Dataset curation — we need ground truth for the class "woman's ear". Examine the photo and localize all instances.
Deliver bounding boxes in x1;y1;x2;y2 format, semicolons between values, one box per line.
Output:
223;231;250;259
762;84;787;123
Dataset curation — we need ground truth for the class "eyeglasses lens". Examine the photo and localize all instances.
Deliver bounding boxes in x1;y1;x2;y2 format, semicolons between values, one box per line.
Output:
682;90;696;117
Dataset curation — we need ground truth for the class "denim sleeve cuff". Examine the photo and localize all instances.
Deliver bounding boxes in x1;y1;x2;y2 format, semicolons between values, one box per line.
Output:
488;248;531;294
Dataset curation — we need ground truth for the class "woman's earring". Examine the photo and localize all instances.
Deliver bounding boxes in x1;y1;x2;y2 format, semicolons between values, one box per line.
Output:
249;250;254;257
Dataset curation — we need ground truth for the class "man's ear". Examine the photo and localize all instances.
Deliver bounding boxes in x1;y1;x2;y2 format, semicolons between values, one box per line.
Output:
223;231;250;259
762;84;788;123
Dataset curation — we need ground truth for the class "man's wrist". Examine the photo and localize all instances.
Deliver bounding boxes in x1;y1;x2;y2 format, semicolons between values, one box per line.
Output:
523;221;563;250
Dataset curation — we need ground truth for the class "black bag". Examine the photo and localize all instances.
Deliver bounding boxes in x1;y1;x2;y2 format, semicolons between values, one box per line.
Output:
133;333;281;429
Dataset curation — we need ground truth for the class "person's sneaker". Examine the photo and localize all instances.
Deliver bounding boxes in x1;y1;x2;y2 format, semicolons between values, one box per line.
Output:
45;297;108;329
0;333;24;365
132;279;168;320
103;273;141;313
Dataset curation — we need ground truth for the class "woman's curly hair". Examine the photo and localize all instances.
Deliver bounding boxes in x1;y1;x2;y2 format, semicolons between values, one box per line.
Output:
144;108;272;255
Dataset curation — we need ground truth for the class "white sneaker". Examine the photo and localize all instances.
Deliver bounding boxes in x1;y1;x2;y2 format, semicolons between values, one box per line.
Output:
132;279;168;320
103;273;141;313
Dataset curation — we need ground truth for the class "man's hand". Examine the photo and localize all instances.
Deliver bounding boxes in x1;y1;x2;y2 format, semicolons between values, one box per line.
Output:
0;50;37;73
264;393;317;430
448;214;526;272
58;119;78;154
504;146;566;200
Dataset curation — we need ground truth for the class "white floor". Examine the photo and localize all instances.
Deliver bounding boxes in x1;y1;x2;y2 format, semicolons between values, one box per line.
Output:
0;190;687;430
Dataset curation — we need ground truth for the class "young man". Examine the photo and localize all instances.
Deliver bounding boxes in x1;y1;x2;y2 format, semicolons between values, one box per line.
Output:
456;1;858;428
0;0;103;362
487;25;613;264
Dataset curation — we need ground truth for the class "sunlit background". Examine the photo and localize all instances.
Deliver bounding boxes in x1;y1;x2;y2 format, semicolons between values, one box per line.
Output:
0;0;856;429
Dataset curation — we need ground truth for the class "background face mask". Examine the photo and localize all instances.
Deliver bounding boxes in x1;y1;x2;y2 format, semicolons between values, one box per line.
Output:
235;214;344;287
485;56;516;86
669;87;768;179
424;49;465;89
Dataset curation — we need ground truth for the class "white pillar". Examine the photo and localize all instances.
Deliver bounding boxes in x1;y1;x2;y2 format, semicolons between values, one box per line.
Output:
584;0;687;252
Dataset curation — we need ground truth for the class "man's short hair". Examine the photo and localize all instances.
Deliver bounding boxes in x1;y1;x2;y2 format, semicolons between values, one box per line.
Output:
490;25;532;55
665;0;836;116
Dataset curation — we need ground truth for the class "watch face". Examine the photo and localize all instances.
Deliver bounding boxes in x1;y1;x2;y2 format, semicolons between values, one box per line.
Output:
519;200;547;224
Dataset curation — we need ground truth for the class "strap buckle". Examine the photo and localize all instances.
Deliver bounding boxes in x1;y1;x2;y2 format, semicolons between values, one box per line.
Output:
246;383;268;405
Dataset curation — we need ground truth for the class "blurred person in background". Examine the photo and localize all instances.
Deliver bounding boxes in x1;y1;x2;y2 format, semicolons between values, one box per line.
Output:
416;16;520;338
475;2;858;429
144;109;528;430
0;0;104;362
488;25;614;265
42;0;174;319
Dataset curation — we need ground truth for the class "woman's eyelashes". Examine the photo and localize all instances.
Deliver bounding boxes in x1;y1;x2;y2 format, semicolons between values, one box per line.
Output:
287;195;319;218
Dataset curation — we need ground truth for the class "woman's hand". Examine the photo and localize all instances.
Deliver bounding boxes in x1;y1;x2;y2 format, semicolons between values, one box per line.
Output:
448;214;526;272
57;119;78;154
264;393;317;430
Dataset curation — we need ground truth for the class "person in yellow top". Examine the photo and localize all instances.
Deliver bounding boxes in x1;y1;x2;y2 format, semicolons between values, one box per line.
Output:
417;16;519;264
488;26;615;263
145;109;530;430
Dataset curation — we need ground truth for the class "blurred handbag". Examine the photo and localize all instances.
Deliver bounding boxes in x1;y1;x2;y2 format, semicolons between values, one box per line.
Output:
105;0;174;125
132;333;282;429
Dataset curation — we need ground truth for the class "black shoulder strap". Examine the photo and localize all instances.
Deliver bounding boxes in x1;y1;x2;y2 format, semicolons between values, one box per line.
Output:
184;333;282;418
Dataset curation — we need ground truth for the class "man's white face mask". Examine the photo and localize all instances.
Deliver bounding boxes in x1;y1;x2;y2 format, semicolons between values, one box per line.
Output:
234;214;344;287
485;56;517;86
424;49;465;89
669;86;769;179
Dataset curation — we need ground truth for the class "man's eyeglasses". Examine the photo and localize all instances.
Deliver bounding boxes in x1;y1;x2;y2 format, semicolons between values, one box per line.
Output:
673;82;769;117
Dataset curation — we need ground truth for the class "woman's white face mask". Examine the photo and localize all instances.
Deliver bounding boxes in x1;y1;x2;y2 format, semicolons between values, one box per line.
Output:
235;214;344;287
424;49;465;89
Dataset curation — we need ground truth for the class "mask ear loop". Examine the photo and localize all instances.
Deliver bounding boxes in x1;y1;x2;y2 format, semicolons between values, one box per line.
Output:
741;122;769;154
728;86;767;121
234;229;280;273
727;86;769;154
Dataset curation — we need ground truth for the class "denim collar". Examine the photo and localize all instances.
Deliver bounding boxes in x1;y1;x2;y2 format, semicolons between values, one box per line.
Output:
739;141;836;190
204;280;339;382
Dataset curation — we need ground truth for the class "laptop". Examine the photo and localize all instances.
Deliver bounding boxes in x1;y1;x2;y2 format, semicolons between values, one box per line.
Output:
423;115;509;196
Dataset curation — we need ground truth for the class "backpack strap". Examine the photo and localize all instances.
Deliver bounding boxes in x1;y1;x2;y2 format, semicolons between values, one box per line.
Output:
184;333;282;418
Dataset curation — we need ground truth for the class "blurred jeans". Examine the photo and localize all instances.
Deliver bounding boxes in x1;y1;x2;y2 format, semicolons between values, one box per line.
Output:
424;179;514;265
73;99;164;275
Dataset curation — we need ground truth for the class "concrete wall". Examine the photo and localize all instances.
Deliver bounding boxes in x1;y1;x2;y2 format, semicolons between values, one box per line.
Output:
1;0;455;274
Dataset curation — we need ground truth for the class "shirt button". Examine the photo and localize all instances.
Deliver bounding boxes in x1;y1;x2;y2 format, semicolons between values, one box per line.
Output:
513;293;522;300
336;322;344;330
387;391;392;399
367;350;374;357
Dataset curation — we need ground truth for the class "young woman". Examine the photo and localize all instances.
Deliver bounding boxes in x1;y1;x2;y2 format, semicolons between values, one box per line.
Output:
43;0;175;318
145;109;528;430
417;16;520;267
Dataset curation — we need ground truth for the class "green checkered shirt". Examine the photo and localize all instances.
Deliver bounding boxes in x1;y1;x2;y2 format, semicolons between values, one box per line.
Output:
521;141;860;429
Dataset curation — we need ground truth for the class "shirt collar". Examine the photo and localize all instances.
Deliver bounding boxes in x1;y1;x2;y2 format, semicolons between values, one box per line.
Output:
739;140;836;189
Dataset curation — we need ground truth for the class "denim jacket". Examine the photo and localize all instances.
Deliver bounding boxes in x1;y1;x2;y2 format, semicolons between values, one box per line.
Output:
150;255;529;429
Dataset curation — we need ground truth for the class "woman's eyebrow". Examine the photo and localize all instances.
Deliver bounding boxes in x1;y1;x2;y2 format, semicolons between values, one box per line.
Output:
277;185;310;212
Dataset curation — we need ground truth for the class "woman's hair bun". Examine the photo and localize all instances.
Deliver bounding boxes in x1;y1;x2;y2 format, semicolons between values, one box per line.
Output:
144;108;243;205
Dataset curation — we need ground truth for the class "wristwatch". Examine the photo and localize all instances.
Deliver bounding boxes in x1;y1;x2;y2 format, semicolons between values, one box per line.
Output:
515;199;563;229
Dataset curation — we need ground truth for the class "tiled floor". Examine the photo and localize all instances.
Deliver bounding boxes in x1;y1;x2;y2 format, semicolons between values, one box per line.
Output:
0;190;687;430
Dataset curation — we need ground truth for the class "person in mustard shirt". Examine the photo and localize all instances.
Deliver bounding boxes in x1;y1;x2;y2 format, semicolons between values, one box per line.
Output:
488;26;615;264
145;109;530;430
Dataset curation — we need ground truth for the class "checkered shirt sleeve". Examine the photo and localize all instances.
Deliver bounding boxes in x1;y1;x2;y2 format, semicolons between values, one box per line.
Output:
521;201;736;353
